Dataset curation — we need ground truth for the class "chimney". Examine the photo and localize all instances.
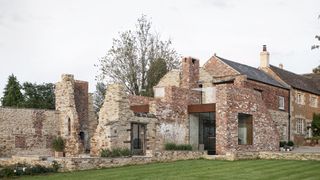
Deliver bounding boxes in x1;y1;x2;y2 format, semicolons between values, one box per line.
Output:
279;63;283;69
181;57;200;89
260;45;270;68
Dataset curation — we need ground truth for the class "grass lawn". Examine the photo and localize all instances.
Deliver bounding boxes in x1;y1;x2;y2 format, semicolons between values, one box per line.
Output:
23;159;320;180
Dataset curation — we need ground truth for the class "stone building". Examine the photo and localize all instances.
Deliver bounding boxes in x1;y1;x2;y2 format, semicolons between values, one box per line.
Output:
1;47;318;158
259;45;320;145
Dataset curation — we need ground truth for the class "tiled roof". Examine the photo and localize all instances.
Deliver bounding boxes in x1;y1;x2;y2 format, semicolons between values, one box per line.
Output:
270;65;320;95
216;56;288;89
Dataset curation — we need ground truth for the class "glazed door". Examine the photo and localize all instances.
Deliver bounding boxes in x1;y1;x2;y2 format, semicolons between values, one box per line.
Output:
131;123;146;155
199;112;216;155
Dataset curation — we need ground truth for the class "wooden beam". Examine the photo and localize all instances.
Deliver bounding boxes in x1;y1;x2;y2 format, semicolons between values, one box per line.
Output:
188;103;216;113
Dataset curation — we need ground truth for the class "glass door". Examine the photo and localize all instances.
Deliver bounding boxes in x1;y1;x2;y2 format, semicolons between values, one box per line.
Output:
131;123;146;155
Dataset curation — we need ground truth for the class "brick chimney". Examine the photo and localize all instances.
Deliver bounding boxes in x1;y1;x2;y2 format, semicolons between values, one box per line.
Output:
260;45;270;68
181;57;200;89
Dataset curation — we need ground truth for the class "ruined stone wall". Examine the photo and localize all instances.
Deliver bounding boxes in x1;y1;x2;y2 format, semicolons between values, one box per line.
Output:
91;84;134;154
55;74;83;156
156;70;180;87
215;84;279;155
128;95;155;106
0;107;59;157
149;86;201;147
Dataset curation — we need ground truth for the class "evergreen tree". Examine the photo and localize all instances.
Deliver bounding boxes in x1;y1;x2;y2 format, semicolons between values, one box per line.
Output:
143;58;168;97
22;82;55;109
1;74;24;107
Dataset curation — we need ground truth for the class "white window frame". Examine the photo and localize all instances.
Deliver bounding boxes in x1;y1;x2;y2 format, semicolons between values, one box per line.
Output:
278;96;285;110
296;118;304;135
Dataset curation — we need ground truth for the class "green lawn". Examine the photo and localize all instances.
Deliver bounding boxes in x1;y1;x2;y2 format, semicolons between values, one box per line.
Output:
23;159;320;180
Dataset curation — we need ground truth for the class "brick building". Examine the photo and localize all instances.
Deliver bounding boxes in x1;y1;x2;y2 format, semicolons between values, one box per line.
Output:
260;45;320;145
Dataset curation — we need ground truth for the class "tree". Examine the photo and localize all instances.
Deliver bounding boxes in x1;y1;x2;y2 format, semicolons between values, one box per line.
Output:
311;15;320;50
21;82;55;109
312;113;320;137
97;15;180;96
143;58;168;97
93;82;107;113
313;65;320;74
1;74;24;107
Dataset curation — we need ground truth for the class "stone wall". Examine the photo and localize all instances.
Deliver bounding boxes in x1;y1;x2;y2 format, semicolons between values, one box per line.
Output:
156;70;180;87
128;95;154;106
55;74;84;156
269;110;289;141
215;84;279;155
0;151;206;172
0;107;59;157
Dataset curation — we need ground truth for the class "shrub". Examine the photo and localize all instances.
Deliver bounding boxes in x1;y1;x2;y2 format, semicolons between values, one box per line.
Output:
312;113;320;136
0;162;59;178
101;148;131;158
165;143;177;150
287;141;294;146
165;143;192;151
279;141;287;147
52;136;65;152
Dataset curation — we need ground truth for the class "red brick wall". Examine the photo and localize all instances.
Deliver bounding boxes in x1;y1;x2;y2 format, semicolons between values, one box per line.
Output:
216;84;279;155
181;57;199;89
74;81;89;130
128;95;154;106
203;56;239;77
244;80;289;112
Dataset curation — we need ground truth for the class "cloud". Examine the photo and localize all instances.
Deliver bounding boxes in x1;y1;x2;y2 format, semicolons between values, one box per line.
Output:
198;0;234;8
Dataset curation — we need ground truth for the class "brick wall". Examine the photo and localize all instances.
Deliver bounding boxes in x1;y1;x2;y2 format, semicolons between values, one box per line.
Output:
0;107;59;157
203;56;239;77
215;84;279;155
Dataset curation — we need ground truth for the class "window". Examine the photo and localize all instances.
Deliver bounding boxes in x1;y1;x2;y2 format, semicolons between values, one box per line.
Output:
67;118;71;136
238;113;253;145
296;118;304;134
279;96;285;110
296;93;304;105
310;96;318;108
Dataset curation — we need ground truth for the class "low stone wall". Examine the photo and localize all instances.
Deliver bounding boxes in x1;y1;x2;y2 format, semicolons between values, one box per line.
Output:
0;151;206;172
259;152;320;161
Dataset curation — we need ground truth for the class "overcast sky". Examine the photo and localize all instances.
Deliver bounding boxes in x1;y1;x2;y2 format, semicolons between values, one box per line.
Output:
0;0;319;99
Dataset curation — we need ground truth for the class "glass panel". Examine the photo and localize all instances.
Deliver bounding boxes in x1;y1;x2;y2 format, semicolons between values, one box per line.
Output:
131;123;146;155
238;113;253;145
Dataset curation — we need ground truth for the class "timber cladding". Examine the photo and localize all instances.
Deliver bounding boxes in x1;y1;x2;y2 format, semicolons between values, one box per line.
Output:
188;104;216;113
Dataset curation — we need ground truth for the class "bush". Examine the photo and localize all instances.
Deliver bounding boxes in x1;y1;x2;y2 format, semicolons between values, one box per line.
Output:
279;141;287;147
312;113;320;136
101;148;131;158
165;143;192;151
52;136;65;152
165;143;177;150
0;162;59;178
287;141;294;146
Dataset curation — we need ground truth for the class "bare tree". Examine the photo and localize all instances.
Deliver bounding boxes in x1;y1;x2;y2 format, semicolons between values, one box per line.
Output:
96;15;180;95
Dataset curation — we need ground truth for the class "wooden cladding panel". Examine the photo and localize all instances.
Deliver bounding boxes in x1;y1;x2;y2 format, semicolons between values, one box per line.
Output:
130;105;149;113
188;103;216;113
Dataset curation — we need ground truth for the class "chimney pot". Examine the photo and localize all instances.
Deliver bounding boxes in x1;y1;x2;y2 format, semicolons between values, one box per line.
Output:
263;45;267;51
279;63;283;69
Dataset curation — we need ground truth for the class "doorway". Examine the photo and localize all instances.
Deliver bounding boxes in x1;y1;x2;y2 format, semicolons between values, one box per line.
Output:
199;112;216;155
131;123;146;155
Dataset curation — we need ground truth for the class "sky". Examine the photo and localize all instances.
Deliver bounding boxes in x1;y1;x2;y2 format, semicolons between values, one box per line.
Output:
0;0;319;100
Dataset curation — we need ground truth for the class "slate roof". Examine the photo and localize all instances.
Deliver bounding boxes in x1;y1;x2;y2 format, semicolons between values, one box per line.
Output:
270;65;320;95
216;56;288;89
